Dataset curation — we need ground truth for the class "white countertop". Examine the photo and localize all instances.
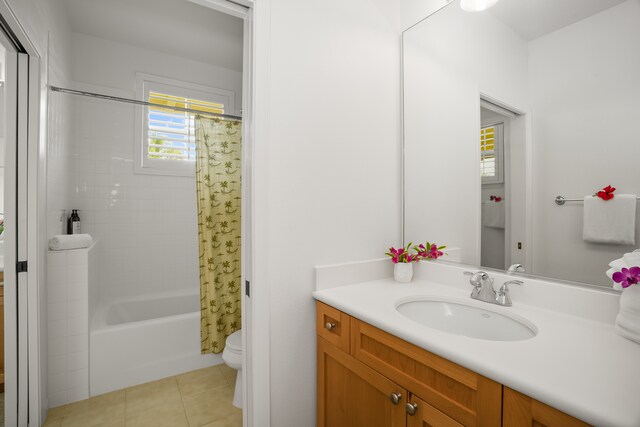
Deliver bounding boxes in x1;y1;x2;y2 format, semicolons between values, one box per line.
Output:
312;260;640;427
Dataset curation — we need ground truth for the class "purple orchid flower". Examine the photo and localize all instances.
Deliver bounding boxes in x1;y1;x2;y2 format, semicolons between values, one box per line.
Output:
612;267;640;288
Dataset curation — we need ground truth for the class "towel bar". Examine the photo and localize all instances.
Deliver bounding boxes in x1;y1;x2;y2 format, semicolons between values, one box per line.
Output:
555;195;640;206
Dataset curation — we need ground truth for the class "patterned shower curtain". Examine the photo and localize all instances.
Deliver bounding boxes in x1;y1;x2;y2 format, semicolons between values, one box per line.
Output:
195;115;242;354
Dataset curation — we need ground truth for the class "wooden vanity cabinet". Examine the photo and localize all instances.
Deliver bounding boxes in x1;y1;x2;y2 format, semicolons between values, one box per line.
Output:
503;387;590;427
316;301;498;427
317;337;407;426
317;301;592;427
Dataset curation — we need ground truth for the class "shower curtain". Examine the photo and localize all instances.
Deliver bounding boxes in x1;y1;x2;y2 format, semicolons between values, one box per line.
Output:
195;115;242;354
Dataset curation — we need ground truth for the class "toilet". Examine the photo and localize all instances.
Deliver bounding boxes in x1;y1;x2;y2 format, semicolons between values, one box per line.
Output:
222;330;243;408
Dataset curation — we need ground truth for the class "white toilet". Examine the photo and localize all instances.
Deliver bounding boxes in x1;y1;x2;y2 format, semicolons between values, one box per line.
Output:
222;330;243;408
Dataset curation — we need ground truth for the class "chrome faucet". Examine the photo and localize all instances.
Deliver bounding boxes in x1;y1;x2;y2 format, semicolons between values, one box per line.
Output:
464;271;523;306
507;264;525;274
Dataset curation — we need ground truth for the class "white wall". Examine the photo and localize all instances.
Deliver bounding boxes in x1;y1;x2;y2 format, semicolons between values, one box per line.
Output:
68;32;243;300
401;0;449;30
263;0;401;424
529;0;640;286
403;1;529;265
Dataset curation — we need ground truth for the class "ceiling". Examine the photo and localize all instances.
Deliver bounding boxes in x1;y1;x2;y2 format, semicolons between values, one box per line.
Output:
487;0;628;41
61;0;244;71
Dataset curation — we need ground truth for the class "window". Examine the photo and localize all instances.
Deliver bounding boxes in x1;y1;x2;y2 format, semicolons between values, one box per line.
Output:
480;123;503;184
135;73;235;176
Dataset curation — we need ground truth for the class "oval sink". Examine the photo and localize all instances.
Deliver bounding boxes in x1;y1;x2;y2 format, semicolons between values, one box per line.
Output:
396;298;537;341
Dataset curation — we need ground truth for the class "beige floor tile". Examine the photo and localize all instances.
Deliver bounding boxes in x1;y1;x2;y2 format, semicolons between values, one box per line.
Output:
125;404;190;427
126;377;179;400
177;366;228;398
183;385;236;427
219;366;237;388
200;410;243;427
42;418;63;427
60;410;125;427
47;405;67;421
61;390;126;427
65;390;125;418
126;387;184;418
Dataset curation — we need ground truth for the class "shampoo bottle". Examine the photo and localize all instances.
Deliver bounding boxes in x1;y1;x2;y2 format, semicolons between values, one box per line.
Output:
70;209;81;234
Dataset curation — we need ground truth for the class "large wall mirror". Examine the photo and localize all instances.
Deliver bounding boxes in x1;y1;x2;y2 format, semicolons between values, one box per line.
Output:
403;0;640;288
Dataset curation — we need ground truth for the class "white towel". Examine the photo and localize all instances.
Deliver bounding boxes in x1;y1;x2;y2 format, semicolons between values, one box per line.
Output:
483;201;505;229
49;234;93;251
607;249;640;290
583;194;636;245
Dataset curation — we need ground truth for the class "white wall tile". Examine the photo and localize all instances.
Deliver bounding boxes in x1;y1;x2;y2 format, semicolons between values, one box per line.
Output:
67;368;89;389
48;337;68;357
67;334;88;354
48;302;67;321
67;316;88;336
48;319;67;340
67;387;89;403
48;354;67;376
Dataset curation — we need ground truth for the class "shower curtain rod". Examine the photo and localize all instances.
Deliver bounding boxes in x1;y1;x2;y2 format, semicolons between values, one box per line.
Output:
49;86;243;120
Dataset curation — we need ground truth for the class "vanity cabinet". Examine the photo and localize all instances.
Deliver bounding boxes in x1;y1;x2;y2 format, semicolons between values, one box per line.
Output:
317;301;591;427
317;301;499;427
503;387;589;427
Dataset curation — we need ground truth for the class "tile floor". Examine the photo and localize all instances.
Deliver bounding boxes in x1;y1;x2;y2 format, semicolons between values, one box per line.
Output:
43;364;241;427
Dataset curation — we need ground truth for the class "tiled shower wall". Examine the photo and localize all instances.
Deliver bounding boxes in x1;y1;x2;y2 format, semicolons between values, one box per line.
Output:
63;32;242;301
70;93;200;300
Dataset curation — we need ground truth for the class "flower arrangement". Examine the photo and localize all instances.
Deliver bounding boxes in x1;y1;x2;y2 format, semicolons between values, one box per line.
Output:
385;241;446;263
414;241;446;260
612;267;640;288
386;242;418;263
596;185;616;201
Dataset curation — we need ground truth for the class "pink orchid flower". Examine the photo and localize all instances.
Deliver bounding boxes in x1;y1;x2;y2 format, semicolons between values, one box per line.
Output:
612;267;640;288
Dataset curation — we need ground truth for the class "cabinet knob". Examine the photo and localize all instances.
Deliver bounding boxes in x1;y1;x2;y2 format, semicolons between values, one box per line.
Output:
406;402;418;416
325;322;336;331
389;392;402;405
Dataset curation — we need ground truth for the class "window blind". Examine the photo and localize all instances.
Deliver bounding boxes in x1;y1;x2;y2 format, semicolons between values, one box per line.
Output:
480;125;496;177
147;92;225;161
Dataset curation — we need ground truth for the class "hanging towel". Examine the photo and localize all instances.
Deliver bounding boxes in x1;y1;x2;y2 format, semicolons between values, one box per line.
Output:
49;234;93;251
583;194;637;245
483;201;505;229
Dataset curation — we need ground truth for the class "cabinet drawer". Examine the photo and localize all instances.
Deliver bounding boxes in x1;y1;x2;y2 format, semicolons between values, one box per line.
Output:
351;318;502;427
316;301;351;353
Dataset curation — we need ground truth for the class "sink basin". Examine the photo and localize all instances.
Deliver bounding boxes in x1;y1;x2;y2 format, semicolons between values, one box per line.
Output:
396;297;537;341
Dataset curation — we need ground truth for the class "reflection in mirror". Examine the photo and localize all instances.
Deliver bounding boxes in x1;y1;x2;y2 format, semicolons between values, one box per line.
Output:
403;0;640;288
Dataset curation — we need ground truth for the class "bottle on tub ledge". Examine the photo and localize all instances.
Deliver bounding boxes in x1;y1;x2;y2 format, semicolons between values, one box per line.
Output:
67;209;81;234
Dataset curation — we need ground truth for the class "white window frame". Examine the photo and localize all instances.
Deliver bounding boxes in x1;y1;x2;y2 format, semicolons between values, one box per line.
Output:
481;122;504;185
134;73;235;176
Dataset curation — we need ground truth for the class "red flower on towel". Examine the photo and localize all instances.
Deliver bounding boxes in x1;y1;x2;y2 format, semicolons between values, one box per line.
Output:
596;185;616;201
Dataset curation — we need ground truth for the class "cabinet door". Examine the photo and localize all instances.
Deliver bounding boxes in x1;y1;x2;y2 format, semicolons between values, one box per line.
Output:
503;387;591;427
351;318;502;426
318;336;407;427
406;395;464;427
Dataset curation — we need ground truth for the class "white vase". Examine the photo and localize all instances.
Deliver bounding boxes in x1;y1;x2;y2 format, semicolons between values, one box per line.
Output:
394;263;413;283
615;285;640;344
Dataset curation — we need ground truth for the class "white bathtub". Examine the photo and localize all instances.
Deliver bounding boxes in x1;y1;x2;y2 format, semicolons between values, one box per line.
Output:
90;292;220;395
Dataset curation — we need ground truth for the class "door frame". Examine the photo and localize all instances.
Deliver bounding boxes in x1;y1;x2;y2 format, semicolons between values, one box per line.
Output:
0;1;43;426
183;1;272;426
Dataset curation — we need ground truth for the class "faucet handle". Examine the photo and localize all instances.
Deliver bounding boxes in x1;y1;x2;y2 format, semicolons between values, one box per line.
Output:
464;271;489;288
497;280;523;306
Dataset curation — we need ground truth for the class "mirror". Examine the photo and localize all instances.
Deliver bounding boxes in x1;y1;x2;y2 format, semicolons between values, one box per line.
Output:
403;0;640;288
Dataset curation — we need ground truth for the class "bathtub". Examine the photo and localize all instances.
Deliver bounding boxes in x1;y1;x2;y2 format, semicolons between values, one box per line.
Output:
90;292;220;395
